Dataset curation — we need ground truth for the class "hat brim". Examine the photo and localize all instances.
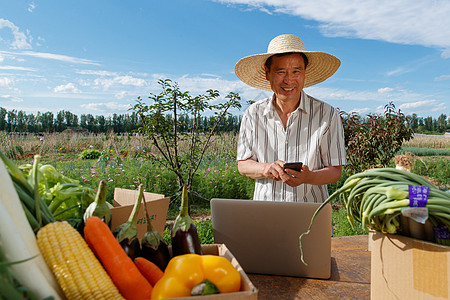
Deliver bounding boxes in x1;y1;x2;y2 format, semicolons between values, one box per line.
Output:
235;51;341;92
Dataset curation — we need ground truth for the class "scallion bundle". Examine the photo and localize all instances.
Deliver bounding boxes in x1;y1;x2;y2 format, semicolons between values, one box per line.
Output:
299;167;450;265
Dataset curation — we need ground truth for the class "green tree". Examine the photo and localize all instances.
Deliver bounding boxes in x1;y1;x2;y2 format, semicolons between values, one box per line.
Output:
132;79;241;197
96;115;106;133
437;114;447;133
340;102;414;175
85;114;96;132
7;110;17;132
38;111;54;132
0;107;6;131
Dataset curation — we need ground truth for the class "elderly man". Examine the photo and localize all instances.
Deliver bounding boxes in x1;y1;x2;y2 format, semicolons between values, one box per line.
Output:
235;34;346;203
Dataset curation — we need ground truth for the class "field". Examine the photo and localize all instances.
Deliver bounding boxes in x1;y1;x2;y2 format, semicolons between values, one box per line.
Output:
1;131;449;240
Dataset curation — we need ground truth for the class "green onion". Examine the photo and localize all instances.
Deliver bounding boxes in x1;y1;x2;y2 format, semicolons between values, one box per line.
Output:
299;167;450;265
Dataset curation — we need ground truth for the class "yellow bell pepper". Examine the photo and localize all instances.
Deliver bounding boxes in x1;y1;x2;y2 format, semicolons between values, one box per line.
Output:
151;254;241;299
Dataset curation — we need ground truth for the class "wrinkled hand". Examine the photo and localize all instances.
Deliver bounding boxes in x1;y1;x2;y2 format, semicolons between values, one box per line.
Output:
262;160;285;181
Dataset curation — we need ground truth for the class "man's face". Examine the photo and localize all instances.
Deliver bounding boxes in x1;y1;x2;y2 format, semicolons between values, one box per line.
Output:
265;53;306;104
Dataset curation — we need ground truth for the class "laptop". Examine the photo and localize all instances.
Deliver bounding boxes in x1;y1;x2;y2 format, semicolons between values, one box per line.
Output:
210;198;332;279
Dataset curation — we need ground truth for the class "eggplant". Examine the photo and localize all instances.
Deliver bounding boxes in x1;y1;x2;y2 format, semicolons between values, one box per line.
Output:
112;184;143;260
83;180;112;227
140;193;171;271
77;180;111;236
171;185;202;257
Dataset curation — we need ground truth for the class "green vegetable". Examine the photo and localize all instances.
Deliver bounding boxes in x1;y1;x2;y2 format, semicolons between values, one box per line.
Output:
0;151;55;231
19;161;96;221
83;180;112;227
299;167;450;265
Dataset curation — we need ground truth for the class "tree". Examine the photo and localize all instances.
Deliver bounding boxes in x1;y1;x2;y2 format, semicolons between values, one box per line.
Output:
96;115;106;133
340;102;414;175
7;110;17;132
437;114;447;133
85;114;96;132
0;107;6;131
17;110;26;132
80;114;88;129
132;79;241;198
410;113;419;130
38;112;54;133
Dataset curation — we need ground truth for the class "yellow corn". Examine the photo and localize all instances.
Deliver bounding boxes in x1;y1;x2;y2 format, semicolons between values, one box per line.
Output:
37;221;125;300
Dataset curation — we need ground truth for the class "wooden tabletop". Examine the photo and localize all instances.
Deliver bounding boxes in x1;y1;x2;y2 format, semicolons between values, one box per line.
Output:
247;235;371;300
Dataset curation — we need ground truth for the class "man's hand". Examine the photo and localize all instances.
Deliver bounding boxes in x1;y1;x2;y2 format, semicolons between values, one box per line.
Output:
238;159;342;186
261;160;285;181
281;165;342;187
281;164;309;187
237;159;285;180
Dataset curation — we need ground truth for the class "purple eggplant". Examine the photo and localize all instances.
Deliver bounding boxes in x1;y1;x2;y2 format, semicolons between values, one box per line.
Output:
112;184;143;260
140;193;171;271
171;185;202;257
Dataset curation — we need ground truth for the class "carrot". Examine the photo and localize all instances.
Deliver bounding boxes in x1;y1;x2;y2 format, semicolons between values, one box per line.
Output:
134;257;164;286
84;216;152;300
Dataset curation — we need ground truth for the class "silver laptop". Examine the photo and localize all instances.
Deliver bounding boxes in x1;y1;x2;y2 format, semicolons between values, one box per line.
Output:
210;198;332;279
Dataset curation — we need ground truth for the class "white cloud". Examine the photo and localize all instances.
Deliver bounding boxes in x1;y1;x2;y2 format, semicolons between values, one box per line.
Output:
435;75;450;81
53;83;81;93
0;77;13;88
0;66;36;71
81;102;131;112
306;86;381;101
92;75;147;89
116;75;146;86
216;0;450;55
28;2;36;13
0;94;23;102
77;70;118;76
348;107;372;115
399;100;447;113
115;91;128;99
0;19;32;49
378;87;394;94
0;50;100;65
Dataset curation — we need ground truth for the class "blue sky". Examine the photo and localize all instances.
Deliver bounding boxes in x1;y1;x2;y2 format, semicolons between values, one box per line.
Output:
1;0;449;119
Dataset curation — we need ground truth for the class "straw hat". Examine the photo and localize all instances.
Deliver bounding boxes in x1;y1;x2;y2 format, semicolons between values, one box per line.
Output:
235;34;341;91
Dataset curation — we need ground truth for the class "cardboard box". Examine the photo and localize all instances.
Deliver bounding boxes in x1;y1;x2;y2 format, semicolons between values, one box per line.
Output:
166;244;258;300
110;188;170;240
371;232;450;300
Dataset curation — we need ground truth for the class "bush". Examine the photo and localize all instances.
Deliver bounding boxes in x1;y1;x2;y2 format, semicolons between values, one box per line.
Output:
340;102;414;175
79;149;102;159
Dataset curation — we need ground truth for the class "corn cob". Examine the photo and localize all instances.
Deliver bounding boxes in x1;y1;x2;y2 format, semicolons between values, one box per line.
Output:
37;221;125;300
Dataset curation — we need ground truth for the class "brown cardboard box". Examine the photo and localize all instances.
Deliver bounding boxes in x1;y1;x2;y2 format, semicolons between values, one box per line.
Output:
166;244;258;300
371;232;450;300
110;188;170;240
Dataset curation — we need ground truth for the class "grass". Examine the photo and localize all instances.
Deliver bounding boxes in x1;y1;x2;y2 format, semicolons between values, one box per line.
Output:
398;147;450;156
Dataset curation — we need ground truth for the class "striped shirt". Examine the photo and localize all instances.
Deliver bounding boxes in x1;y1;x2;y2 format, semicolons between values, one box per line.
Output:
237;91;347;203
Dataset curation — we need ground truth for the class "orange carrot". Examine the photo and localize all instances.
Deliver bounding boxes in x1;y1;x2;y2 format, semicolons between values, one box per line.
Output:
134;257;164;286
84;216;152;300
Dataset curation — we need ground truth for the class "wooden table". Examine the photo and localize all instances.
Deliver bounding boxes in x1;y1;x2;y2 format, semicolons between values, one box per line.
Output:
248;235;371;300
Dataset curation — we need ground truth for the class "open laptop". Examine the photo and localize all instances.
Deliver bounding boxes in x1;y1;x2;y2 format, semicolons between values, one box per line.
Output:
210;198;332;279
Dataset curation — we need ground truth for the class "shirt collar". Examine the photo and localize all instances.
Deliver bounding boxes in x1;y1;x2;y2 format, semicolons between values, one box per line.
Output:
263;91;308;117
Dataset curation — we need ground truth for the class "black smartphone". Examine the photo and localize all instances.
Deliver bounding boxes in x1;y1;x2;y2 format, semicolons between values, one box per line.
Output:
283;162;303;172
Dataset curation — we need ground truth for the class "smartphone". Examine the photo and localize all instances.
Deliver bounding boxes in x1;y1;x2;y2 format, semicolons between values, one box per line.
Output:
283;162;303;172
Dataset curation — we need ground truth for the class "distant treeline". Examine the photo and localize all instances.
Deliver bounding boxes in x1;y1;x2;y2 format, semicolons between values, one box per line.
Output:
0;107;447;135
0;107;242;134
